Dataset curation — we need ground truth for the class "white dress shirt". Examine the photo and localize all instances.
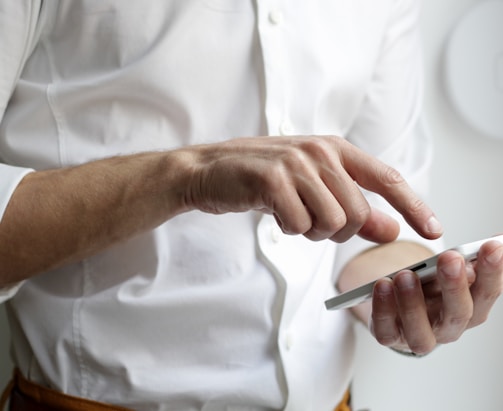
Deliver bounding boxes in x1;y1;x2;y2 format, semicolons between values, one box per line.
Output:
0;1;440;410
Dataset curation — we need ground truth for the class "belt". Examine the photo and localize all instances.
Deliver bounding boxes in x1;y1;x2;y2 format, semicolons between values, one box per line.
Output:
334;389;352;411
1;368;351;411
0;369;132;411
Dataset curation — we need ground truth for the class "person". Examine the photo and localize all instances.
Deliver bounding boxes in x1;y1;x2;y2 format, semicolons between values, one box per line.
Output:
0;1;502;410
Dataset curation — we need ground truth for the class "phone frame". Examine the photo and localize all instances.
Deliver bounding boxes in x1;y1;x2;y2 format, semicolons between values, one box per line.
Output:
324;234;503;311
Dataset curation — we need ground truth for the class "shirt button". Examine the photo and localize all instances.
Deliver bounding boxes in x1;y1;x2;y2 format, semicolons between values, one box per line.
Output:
271;225;282;243
285;332;294;351
268;10;284;25
279;120;294;136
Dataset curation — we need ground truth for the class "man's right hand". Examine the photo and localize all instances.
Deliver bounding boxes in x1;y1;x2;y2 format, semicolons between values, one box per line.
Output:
185;135;443;244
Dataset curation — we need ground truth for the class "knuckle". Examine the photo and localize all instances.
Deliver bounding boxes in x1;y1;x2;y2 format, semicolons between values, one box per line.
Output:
371;310;402;348
348;203;371;227
375;333;401;347
435;315;471;344
479;287;503;302
372;311;393;323
325;212;348;233
380;167;427;217
284;220;311;236
303;229;326;242
262;164;288;191
470;312;489;327
381;165;404;186
328;205;370;241
436;332;461;345
399;308;418;323
307;213;348;241
284;145;309;167
298;137;334;163
314;209;347;232
408;198;427;216
446;314;471;331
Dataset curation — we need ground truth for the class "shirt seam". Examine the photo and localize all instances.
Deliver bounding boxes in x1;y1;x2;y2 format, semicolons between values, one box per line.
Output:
72;258;91;398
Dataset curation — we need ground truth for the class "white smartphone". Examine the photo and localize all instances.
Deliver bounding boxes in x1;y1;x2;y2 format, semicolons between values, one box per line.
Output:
324;234;503;311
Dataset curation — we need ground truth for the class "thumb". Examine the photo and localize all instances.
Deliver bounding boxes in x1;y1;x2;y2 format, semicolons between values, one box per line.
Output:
357;208;400;244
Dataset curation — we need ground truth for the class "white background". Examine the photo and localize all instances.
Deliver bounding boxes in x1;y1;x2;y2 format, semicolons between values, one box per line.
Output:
352;0;503;410
1;0;503;409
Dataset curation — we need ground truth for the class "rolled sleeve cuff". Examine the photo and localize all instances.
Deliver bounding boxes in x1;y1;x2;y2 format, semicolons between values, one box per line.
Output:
0;164;33;302
0;280;25;303
0;163;33;220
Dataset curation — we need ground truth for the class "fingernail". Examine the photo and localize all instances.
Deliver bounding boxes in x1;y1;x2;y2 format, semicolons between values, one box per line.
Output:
376;279;393;297
486;246;503;265
426;215;443;235
395;271;417;290
440;258;462;279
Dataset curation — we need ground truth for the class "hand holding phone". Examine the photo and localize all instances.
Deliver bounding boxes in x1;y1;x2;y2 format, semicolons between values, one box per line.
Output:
325;234;503;310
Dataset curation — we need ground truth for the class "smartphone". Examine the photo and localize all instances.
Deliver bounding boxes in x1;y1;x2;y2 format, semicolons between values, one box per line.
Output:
324;234;503;311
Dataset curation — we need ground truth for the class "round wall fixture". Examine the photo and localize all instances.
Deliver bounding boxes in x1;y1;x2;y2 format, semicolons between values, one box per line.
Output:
444;0;503;139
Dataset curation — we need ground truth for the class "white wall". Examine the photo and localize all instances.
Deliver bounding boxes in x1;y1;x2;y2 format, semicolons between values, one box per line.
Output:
1;0;502;408
352;0;503;410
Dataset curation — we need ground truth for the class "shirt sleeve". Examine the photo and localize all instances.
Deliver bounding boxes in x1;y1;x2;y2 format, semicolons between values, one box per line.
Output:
0;1;44;302
0;164;33;303
0;1;44;117
333;0;444;278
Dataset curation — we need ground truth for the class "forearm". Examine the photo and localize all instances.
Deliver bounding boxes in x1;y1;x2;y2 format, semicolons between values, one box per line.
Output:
0;150;194;286
336;241;435;324
0;135;442;288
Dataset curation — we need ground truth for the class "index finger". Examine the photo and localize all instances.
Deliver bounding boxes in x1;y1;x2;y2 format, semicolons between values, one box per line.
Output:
339;140;443;240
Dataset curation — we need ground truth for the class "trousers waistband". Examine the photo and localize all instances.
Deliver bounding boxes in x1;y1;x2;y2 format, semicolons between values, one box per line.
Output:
1;369;132;411
1;368;351;411
334;388;351;411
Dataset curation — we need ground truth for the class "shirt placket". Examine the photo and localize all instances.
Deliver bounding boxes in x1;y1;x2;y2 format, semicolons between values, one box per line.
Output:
256;2;316;409
256;0;295;138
